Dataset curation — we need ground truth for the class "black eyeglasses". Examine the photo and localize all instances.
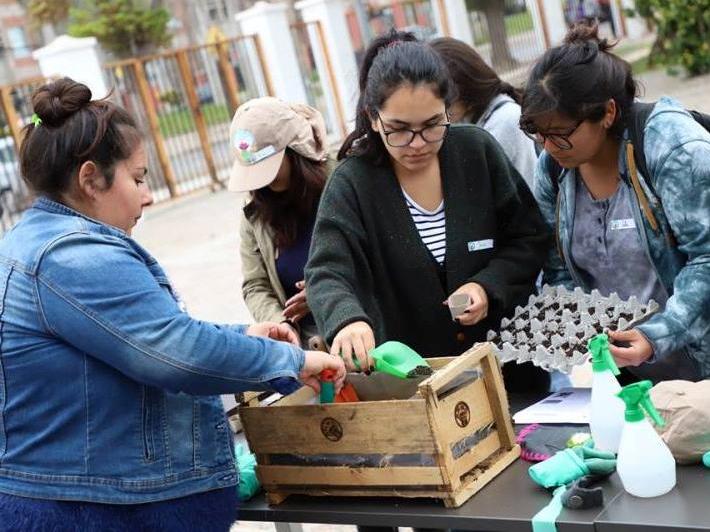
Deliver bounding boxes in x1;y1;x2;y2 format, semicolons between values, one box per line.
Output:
377;114;451;148
522;119;585;151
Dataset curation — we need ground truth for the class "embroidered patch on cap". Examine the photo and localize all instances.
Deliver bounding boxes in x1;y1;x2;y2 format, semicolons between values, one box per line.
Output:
233;129;277;165
467;239;494;252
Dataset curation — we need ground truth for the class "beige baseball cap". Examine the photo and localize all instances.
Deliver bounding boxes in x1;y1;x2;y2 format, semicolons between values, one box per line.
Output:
228;97;327;192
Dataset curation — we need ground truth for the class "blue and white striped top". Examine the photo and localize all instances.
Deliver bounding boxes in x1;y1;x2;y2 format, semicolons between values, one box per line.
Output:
402;188;446;264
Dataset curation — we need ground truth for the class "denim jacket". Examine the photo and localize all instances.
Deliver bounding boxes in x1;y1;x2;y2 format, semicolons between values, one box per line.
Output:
0;198;304;503
534;97;710;379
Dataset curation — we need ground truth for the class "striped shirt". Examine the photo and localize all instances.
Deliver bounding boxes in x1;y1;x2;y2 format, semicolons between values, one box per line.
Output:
402;188;446;264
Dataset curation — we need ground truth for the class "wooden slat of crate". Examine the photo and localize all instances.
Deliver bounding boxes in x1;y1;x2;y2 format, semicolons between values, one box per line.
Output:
479;347;516;448
426;357;456;370
241;399;436;455
421;346;488;395
451;429;501;480
445;445;520;508
258;465;444;487
436;377;495;447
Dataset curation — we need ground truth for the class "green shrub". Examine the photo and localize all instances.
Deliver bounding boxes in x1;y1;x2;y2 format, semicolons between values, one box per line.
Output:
159;90;182;106
632;0;710;76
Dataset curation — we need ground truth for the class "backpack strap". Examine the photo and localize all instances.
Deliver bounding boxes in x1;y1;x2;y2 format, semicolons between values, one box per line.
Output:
625;142;659;233
689;110;710;133
627;102;655;185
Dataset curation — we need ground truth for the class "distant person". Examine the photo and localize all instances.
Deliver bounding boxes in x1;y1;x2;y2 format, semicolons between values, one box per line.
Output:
520;23;710;382
307;31;552;393
231;97;328;347
431;37;538;189
0;78;344;530
597;0;617;38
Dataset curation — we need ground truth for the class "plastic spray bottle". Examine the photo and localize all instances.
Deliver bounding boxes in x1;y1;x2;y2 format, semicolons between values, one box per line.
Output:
588;334;624;453
616;380;676;497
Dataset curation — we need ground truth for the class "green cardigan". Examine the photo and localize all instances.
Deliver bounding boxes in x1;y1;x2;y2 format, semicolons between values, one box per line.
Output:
305;125;552;356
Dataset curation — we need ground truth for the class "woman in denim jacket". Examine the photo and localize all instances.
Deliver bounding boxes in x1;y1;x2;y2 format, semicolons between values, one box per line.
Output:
519;23;710;382
0;78;344;530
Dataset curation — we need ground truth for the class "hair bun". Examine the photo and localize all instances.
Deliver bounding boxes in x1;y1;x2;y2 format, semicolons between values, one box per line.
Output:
563;21;614;52
32;77;92;128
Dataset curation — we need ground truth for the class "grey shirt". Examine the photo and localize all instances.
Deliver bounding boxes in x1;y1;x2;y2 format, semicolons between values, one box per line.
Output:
570;177;701;382
476;94;538;191
570;176;667;306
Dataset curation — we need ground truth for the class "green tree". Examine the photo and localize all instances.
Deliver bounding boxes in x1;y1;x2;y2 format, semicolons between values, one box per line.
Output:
68;0;171;57
633;0;710;76
465;0;517;69
26;0;71;29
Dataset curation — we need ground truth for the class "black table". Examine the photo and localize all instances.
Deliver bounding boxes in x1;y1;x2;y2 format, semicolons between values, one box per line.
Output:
594;465;710;532
237;393;708;532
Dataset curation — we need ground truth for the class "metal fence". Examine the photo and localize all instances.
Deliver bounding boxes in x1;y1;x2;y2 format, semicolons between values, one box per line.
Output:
290;21;347;140
0;36;273;236
469;0;545;76
345;0;545;77
103;35;271;202
0;76;54;233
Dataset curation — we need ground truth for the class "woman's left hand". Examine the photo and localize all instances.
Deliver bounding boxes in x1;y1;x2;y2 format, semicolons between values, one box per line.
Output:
608;328;654;367
283;280;310;322
247;322;300;346
446;282;489;326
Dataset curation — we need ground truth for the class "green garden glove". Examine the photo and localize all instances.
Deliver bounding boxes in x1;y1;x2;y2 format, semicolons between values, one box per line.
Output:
235;444;261;500
529;446;616;488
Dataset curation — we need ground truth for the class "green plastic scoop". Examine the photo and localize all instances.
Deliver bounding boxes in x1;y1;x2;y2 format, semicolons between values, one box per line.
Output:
353;341;433;379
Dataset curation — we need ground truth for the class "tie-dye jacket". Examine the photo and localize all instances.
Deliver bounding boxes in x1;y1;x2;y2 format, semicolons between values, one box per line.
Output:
534;97;710;378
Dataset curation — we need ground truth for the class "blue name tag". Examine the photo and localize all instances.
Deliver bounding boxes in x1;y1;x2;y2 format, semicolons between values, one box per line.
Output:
467;239;494;252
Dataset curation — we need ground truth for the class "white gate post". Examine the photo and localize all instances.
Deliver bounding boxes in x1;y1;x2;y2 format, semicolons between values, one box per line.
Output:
235;2;309;103
296;0;359;132
32;35;109;99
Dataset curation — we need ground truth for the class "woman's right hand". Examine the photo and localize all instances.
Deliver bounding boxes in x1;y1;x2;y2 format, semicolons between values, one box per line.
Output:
330;321;375;372
300;350;346;393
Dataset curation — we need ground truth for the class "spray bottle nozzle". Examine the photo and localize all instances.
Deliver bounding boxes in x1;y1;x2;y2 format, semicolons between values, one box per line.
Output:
588;334;620;376
617;380;665;426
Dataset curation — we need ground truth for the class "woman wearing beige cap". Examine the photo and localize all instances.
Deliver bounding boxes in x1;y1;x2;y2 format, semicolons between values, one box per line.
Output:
229;97;328;347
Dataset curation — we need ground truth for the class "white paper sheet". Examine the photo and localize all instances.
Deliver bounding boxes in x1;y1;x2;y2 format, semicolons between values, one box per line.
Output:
513;387;591;424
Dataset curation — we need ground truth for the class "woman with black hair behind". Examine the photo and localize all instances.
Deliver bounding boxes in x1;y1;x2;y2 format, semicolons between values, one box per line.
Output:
0;79;344;530
231;97;327;347
431;37;538;189
520;22;710;382
306;31;552;393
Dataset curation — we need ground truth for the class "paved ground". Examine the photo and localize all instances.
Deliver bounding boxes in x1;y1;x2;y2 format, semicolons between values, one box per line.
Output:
132;65;710;532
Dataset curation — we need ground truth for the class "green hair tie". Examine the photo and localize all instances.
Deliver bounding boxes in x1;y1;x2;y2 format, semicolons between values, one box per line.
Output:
30;113;42;127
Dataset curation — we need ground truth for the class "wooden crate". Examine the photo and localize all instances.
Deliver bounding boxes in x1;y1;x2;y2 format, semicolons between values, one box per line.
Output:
238;342;520;508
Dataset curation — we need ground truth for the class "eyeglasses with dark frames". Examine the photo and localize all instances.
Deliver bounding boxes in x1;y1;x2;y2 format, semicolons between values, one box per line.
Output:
522;119;585;151
377;114;451;148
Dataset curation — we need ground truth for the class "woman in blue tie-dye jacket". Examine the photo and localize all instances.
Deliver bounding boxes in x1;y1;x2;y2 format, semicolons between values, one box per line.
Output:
518;22;710;383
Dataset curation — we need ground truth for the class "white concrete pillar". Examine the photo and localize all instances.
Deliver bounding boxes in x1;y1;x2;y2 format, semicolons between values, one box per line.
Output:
296;0;359;132
32;35;108;99
430;0;474;47
530;0;567;47
235;2;308;103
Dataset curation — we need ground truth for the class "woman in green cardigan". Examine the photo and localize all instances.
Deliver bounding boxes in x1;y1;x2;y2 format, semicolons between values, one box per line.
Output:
305;31;552;392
